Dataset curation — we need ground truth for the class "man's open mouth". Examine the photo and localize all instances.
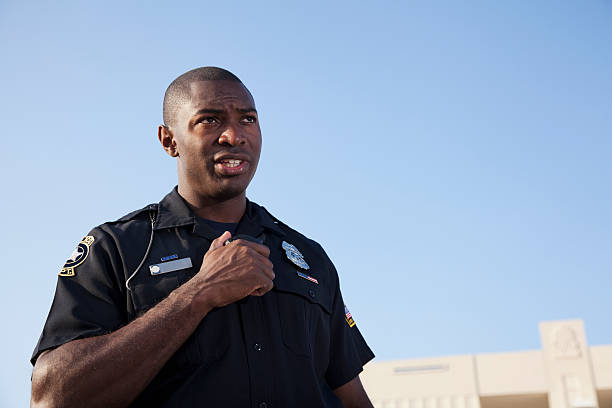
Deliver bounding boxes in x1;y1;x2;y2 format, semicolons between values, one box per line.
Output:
219;159;243;168
214;156;249;175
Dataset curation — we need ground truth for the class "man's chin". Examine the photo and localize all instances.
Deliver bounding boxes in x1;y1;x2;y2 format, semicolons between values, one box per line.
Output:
209;182;249;202
186;173;252;202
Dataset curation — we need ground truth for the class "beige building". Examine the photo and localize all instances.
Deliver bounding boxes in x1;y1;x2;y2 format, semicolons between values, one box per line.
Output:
361;320;611;408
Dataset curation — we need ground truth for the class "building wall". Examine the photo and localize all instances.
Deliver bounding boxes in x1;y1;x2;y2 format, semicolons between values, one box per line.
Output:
361;320;611;408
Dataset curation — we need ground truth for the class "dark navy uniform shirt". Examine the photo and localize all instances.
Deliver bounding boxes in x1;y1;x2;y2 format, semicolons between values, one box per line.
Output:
32;187;374;407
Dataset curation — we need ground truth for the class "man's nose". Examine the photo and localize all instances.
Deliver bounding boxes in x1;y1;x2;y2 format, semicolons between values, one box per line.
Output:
218;125;245;146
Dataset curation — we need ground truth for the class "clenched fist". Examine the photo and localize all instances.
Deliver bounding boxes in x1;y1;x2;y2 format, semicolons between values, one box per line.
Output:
189;231;275;310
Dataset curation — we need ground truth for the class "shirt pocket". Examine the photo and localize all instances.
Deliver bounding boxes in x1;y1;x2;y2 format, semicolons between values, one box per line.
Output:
131;273;229;371
129;259;221;370
274;269;332;360
130;252;198;314
131;274;182;313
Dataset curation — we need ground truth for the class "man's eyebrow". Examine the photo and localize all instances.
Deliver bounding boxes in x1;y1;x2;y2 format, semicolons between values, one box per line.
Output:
193;108;224;115
192;107;257;116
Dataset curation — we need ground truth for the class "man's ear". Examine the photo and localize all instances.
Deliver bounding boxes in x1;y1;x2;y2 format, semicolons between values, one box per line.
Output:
158;125;179;157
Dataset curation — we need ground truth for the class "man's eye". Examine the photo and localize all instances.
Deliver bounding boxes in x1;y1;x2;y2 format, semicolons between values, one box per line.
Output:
242;115;257;124
199;117;217;124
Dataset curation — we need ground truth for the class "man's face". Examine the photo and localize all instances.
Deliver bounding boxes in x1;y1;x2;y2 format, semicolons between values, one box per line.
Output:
170;80;262;202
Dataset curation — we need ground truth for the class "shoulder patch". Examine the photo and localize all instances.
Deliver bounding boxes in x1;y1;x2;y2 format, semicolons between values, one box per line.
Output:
344;304;356;328
59;236;95;277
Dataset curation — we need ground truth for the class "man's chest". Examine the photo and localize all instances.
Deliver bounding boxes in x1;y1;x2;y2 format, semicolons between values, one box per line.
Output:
124;228;337;406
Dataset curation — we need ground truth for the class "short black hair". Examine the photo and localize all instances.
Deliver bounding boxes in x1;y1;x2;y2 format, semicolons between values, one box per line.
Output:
163;66;244;127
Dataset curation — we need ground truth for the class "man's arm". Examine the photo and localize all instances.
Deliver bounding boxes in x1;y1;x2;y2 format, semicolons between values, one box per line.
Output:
334;376;374;408
32;285;209;408
31;232;274;408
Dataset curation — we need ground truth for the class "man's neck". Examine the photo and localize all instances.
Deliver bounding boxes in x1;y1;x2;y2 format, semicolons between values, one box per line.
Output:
177;186;247;223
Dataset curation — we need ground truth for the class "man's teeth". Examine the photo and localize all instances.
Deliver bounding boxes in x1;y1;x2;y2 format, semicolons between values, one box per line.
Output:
221;159;243;168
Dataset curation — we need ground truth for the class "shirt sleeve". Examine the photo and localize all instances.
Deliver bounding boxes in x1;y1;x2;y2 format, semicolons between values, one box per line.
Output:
31;227;127;365
325;263;375;390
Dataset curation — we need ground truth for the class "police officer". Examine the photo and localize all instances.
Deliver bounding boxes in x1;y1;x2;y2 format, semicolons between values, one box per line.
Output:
31;67;374;407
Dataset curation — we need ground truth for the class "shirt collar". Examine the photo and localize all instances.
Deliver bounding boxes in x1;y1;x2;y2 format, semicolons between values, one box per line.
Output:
154;187;195;231
154;186;285;239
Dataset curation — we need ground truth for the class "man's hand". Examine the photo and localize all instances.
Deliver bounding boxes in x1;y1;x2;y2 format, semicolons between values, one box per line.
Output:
191;231;275;309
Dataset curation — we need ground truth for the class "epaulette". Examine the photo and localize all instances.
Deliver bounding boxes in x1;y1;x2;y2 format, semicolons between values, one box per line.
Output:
260;206;287;226
112;204;159;223
260;206;305;238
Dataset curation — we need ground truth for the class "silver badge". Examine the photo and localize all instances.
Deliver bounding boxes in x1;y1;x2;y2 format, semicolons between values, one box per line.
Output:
282;241;310;270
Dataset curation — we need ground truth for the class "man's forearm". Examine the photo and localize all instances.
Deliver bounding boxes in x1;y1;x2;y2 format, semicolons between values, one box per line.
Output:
31;283;212;408
334;376;374;408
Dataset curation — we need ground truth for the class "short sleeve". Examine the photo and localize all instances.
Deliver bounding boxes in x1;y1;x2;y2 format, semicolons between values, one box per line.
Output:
31;227;127;365
325;267;375;389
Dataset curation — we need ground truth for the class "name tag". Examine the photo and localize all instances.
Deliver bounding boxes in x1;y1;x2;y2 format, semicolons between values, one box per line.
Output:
149;257;192;275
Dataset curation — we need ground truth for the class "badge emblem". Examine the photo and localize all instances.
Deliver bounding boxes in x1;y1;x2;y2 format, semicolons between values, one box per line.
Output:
59;236;95;277
282;241;310;270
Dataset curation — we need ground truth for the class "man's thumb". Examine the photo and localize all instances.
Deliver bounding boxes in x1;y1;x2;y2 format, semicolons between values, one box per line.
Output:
210;231;232;251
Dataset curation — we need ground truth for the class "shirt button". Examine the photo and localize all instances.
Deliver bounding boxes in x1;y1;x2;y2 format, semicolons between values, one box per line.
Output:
254;343;263;351
259;402;268;408
308;289;316;298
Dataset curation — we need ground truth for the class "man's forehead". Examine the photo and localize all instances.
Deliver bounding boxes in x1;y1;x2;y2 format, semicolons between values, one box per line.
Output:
187;80;255;108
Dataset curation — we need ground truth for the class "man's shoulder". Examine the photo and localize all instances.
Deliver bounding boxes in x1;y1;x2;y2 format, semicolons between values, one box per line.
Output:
114;204;159;223
88;203;158;242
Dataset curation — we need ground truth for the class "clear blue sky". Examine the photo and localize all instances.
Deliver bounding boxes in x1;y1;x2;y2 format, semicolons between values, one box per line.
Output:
1;1;610;406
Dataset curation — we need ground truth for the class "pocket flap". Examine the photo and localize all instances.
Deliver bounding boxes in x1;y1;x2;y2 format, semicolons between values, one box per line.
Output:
273;263;331;314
